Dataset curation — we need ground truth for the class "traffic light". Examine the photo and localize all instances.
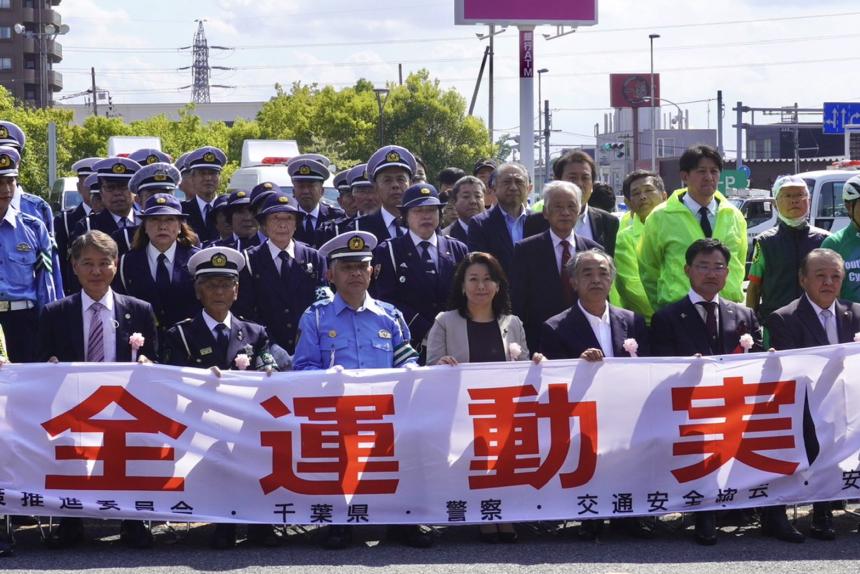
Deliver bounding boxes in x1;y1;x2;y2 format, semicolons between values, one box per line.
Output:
601;142;625;158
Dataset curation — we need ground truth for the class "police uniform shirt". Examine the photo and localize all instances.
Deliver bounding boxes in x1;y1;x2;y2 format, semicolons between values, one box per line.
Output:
146;242;176;282
577;299;614;358
550;229;577;274
196;195;217;220
0;206;55;306
292;292;417;370
12;186;54;233
682;192;717;231
112;211;137;229
202;309;232;342
81;288;117;362
408;230;438;268
299;204;320;231
381;208;403;238
575;208;595;243
267;239;296;273
688;289;721;332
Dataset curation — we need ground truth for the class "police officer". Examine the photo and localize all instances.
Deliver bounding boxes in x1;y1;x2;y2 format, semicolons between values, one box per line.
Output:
174;151;194;201
288;154;344;246
71;157;141;242
292;230;427;549
0;146;57;362
114;193;201;336
332;169;356;219
371;183;468;358
55;157;102;289
181;146;227;243
317;164;373;245
113;162;183;254
208;194;233;245
235;192;326;354
211;189;265;251
160;246;283;549
128;148;172;166
353;146;417;243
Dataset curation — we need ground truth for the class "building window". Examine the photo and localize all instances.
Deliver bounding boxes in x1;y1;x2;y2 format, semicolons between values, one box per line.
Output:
657;137;675;159
0;0;10;8
0;57;11;71
0;27;10;40
763;139;773;159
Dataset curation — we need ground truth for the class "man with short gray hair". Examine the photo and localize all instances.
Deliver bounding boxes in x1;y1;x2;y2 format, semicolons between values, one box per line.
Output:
511;180;602;353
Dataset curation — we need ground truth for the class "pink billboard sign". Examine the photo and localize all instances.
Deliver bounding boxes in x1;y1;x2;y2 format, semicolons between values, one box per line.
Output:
455;0;598;26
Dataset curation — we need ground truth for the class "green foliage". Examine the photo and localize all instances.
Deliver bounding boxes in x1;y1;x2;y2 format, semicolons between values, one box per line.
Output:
0;71;494;200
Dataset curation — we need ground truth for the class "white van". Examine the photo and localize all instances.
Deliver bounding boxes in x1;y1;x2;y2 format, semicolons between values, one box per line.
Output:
107;136;162;157
801;169;859;233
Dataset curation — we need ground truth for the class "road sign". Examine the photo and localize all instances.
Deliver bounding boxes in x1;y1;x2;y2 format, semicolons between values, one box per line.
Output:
823;102;860;134
719;170;749;193
739;164;751;179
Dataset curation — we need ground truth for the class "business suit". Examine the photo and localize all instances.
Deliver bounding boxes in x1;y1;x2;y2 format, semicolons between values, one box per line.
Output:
37;291;159;362
511;230;602;354
468;204;533;276
235;240;326;354
442;220;469;244
523;206;619;256
371;233;468;348
114;244;201;333
182;198;218;244
425;311;530;366
293;202;345;246
540;303;648;360
650;295;761;357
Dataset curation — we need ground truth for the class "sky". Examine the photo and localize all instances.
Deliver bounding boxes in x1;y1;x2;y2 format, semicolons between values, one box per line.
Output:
54;0;860;157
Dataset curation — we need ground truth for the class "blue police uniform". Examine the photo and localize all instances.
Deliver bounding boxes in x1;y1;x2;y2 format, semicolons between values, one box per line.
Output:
72;157;141;244
180;146;227;244
210;189;264;251
292;231;418;370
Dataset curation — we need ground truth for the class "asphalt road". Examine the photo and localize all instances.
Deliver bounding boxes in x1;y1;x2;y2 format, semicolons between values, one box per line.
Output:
3;509;860;574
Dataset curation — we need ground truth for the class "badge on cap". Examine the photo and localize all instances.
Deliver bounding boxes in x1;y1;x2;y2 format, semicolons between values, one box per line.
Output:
211;253;228;267
0;155;10;168
154;172;167;181
420;187;431;195
203;152;216;163
156;196;167;204
328;330;337;338
16;242;31;252
112;163;127;174
263;182;273;189
348;236;365;251
237;191;247;198
146;154;158;164
299;165;311;175
278;196;288;203
0;126;7;138
386;151;400;163
378;329;392;339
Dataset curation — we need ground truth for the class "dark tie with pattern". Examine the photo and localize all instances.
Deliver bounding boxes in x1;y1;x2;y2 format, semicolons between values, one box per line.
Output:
203;203;212;223
697;301;718;353
305;214;315;237
560;240;574;305
278;251;291;281
87;302;105;362
698;206;712;238
420;241;437;280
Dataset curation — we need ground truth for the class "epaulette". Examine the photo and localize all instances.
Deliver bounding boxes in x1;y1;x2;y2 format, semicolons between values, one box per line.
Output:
309;297;334;309
19;211;46;231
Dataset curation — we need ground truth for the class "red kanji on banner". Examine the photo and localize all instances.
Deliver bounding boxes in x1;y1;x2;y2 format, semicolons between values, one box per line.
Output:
259;394;399;495
671;376;799;483
41;386;187;491
468;383;598;489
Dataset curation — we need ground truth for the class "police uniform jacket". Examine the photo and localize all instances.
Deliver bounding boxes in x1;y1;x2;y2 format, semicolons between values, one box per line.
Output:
111;225;140;256
54;204;90;289
161;311;278;370
17;188;63;295
0;208;57;309
350;209;399;244
292;293;418;370
72;209;138;243
37;291;158;361
234;239;326;354
210;232;263;252
293;202;345;246
181;199;218;244
370;233;468;346
114;244;201;332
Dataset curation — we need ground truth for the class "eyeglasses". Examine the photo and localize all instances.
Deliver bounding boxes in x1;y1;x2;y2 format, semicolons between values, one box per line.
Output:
692;264;727;273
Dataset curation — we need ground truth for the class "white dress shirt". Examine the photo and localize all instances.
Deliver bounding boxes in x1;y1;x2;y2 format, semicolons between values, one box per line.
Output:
575;207;594;242
682;192;717;230
380;208;402;238
578;300;613;357
267;239;297;274
550;229;577;274
196;195;216;218
300;204;321;230
112;211;137;228
410;231;438;268
81;288;117;362
146;242;177;282
688;289;721;332
202;310;233;338
806;295;839;344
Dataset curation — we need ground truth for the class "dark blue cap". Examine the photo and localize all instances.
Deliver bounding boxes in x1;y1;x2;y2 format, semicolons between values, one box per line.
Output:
129;162;181;194
227;189;252;207
400;183;441;210
93;157;140;180
256;192;303;221
129;148;172;166
211;194;230;213
186;146;227;171
250;181;280;209
333;169;350;192
288;157;330;182
174;151;191;173
84;173;101;192
366;145;416;180
0;146;20;177
473;158;498;175
0;121;25;151
72;157;102;177
141;193;186;218
347;163;372;189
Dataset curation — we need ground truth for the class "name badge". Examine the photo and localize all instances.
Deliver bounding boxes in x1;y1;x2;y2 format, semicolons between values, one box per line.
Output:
200;347;213;356
16;242;32;252
328;330;337;338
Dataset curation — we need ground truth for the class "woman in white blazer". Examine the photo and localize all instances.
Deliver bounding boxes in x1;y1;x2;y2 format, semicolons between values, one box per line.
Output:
426;252;543;543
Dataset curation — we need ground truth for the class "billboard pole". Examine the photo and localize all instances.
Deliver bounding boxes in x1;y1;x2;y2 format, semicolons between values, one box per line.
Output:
519;26;535;181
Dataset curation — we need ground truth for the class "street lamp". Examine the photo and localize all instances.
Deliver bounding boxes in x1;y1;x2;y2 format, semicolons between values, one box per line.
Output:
373;88;390;147
14;21;69;108
537;68;549;185
649;33;660;172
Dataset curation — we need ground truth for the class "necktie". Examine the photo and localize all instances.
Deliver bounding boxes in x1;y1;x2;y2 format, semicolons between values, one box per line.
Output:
87;302;105;362
156;253;170;292
204;203;212;222
118;217;126;229
820;309;839;345
560;240;574;305
278;251;291;281
697;301;719;353
304;215;315;236
698;206;712;238
419;241;436;279
393;222;403;238
214;323;229;361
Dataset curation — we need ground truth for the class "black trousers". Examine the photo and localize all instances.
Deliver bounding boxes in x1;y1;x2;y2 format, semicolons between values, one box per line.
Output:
0;308;37;362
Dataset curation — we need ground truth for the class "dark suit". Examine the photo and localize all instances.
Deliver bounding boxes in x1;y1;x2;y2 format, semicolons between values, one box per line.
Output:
37;292;159;362
235;240;326;354
161;311;277;370
54;204;88;290
767;295;860;350
540;303;649;359
113;245;201;332
71;209;138;243
210;233;263;252
182;198;218;244
442;220;469;244
650;295;762;357
523;206;619;256
110;225;139;256
468;204;534;276
371;233;468;347
293;202;345;246
511;230;602;353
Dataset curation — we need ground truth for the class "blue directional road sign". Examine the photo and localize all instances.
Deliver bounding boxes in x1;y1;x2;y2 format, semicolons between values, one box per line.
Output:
823;102;860;134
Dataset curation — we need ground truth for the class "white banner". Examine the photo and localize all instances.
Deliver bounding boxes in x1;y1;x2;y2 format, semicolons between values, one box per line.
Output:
2;345;860;525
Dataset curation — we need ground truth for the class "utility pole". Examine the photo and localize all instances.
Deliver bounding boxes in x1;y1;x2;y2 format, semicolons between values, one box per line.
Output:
544;100;551;184
716;90;723;155
488;24;494;146
793;102;800;175
91;67;98;116
735;101;743;169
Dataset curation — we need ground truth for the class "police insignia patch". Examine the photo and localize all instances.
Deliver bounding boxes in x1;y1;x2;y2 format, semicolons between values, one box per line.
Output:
237;191;247;198
0;126;7;138
112;163;127;174
16;242;31;252
298;165;311;175
211;254;228;267
420;187;431;195
348;236;365;251
0;155;9;168
386;151;401;163
203;152;216;163
154;172;167;181
156;197;167;204
278;196;288;203
146;154;158;164
263;182;273;189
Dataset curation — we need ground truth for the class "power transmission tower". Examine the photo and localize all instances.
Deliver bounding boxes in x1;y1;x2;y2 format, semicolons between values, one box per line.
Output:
178;20;235;103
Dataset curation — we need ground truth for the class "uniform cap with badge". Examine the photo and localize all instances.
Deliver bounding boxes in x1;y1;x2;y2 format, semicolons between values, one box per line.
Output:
399;182;442;211
186;146;227;172
93;157;140;181
255;191;304;221
0;121;25;151
333;169;351;194
249;181;281;210
140;193;186;218
128;148;173;166
174;151;191;174
287;156;331;182
366;145;417;180
318;231;377;262
188;246;245;278
129;162;182;194
0;146;21;177
72;157;103;178
83;173;101;193
347;163;372;190
210;193;230;214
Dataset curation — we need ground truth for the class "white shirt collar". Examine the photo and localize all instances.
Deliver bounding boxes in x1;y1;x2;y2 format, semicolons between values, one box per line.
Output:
578;206;591;226
112;211;135;226
682;191;718;215
1;205;18;228
805;294;836;317
82;203;93;215
688;289;720;305
550;228;576;248
81;288;115;313
380;208;398;227
300;204;320;219
202;310;233;332
578;299;610;324
146;241;177;265
267;238;296;261
409;230;437;248
196;195;216;213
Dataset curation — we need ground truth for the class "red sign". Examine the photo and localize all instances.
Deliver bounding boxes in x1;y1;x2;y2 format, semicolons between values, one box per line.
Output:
610;73;660;109
455;0;598;26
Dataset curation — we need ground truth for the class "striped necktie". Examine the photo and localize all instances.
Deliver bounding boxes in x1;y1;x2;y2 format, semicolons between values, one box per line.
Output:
87;302;105;362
